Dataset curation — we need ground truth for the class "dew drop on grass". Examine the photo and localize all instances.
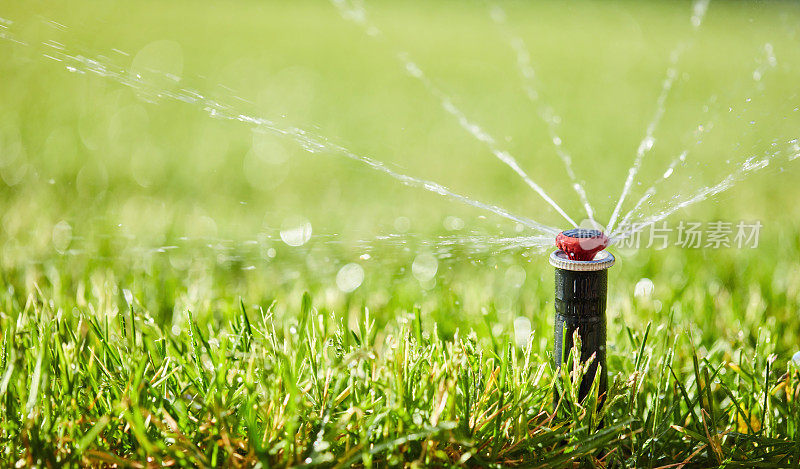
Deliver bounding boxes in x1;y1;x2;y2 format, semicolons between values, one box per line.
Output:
336;263;364;292
792;351;800;364
280;216;312;246
412;253;438;282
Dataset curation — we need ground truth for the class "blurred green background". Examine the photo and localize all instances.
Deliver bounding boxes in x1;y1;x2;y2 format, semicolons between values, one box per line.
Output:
1;0;800;353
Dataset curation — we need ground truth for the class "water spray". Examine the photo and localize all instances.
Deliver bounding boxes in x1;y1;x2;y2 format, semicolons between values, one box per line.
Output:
550;229;614;406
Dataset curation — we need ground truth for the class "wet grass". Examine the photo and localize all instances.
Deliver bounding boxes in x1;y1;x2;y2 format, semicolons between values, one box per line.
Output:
3;247;800;467
2;0;800;467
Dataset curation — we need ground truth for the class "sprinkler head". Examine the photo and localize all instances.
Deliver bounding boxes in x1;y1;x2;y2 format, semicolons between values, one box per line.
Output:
555;228;610;261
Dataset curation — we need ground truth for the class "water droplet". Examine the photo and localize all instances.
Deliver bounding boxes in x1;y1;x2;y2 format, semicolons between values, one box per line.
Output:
123;289;133;306
252;132;289;164
765;43;777;67
513;317;531;348
412;253;438;282
394;216;411;233
52;220;72;254
443;215;464;231
405;61;423;78
280;216;312;247
634;278;655;298
638;136;655;154
505;265;526;288
490;323;504;337
130;40;184;87
336;263;365;292
489;5;506;22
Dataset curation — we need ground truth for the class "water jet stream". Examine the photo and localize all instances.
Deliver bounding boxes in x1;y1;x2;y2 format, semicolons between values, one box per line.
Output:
615;44;778;234
488;3;597;223
0;20;560;236
330;0;578;228
610;139;798;242
607;0;711;234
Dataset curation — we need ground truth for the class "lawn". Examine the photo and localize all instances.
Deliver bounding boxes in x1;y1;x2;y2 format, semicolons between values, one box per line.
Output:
2;0;800;466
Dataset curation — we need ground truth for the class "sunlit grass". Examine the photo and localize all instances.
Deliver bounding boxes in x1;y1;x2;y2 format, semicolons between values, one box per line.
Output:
1;0;800;466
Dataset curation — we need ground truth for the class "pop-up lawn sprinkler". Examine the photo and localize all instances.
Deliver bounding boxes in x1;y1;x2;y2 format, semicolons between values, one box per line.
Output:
550;228;614;406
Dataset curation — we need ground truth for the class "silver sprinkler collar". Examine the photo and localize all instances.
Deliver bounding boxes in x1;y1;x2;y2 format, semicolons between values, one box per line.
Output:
549;249;615;272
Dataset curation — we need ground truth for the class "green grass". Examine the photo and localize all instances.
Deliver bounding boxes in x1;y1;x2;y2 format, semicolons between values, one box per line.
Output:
2;0;800;466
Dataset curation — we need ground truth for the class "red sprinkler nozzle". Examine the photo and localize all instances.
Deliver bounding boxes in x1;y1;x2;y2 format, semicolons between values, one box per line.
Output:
555;228;609;261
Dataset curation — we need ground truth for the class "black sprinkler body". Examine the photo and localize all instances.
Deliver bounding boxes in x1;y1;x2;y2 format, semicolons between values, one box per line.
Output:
550;248;615;407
